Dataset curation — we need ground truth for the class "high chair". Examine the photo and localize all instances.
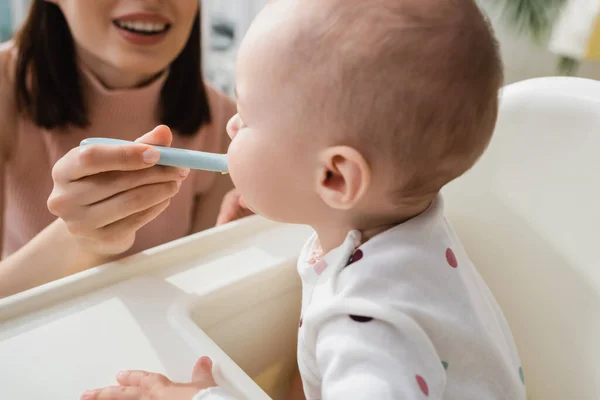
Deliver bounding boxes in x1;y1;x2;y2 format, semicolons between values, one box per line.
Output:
443;76;600;399
0;77;598;399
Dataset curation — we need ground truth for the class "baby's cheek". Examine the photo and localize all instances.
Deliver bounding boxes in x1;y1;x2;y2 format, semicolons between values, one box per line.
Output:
226;139;247;188
227;137;264;205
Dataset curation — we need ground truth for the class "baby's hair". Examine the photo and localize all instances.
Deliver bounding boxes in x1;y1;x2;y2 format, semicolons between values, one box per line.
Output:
291;0;503;202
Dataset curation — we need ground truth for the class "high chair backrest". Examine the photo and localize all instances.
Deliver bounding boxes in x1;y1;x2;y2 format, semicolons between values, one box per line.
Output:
442;77;600;400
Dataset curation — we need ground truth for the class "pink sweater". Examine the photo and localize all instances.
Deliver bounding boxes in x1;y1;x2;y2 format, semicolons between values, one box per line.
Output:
1;42;236;258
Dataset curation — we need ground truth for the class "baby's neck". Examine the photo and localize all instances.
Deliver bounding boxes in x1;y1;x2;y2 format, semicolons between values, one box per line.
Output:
314;199;433;254
313;223;393;255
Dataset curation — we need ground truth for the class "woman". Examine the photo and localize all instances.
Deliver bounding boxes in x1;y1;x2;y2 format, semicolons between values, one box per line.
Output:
0;0;249;298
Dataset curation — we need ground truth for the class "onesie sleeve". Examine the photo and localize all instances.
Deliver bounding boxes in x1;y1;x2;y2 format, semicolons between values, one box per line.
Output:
315;310;447;399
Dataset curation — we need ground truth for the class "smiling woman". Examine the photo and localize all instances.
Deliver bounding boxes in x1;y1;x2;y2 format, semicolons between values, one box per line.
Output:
15;0;208;132
113;16;172;46
0;0;250;298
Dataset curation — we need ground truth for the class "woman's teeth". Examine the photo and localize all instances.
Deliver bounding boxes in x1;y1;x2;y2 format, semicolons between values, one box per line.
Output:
114;20;169;35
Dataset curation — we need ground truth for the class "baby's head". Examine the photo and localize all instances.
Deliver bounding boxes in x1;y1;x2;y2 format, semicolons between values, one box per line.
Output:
227;0;502;239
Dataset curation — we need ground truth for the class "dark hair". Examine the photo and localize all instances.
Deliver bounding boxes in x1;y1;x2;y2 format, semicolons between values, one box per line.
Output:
13;0;211;135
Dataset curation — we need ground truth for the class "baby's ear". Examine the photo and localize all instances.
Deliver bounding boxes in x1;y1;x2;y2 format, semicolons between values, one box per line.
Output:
316;146;371;210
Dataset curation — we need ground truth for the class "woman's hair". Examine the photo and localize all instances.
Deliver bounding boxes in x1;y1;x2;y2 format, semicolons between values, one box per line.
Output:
13;0;211;135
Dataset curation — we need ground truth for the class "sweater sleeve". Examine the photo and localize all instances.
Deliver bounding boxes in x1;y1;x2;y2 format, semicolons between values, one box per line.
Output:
315;309;447;399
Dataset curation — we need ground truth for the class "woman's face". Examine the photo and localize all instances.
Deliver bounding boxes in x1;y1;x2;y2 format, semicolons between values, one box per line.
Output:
48;0;199;88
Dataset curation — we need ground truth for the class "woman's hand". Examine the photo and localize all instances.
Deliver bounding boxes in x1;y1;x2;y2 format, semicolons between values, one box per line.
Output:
81;357;218;400
47;125;189;256
216;189;254;226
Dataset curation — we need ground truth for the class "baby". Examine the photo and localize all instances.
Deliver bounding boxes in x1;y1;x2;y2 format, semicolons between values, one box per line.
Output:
82;0;526;399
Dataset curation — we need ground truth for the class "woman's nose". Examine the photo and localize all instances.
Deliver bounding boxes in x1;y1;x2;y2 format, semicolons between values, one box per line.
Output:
226;114;240;140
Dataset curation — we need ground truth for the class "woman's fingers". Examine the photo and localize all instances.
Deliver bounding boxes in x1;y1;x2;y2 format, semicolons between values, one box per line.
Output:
47;125;182;256
50;166;189;209
48;170;184;255
64;180;179;235
73;199;172;255
53;125;175;183
53;144;160;183
90;181;179;228
101;199;172;239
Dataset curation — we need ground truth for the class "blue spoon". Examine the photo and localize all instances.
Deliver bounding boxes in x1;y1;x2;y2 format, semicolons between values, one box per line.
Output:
80;138;229;173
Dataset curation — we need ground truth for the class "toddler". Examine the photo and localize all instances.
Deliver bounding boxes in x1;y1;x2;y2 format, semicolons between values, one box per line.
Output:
82;0;526;399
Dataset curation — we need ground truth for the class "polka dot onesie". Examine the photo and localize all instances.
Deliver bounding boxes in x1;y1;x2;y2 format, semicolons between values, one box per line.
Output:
195;195;526;400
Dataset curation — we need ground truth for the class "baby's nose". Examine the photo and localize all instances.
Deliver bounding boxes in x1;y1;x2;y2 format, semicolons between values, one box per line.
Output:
226;114;240;140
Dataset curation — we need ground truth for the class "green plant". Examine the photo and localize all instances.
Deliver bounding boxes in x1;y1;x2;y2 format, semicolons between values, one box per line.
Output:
479;0;579;75
557;55;580;75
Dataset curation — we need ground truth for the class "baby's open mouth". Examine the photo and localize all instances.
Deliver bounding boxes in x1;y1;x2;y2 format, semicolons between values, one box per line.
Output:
113;20;171;36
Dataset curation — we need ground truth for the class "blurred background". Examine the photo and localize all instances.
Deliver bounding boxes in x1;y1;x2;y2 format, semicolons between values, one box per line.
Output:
0;0;269;97
2;0;600;94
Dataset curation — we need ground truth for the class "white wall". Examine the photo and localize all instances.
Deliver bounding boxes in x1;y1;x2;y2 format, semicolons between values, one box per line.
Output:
206;0;266;45
202;0;267;96
9;0;28;30
203;1;600;85
8;0;600;84
200;1;600;93
481;4;600;83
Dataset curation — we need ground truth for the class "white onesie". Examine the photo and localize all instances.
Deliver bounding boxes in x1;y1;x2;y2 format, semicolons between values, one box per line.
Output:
195;195;526;400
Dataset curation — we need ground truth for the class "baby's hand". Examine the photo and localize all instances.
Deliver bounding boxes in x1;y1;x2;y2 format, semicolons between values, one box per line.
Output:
81;357;217;400
216;188;254;226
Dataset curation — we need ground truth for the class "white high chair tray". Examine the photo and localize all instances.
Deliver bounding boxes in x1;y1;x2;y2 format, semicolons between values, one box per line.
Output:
0;216;313;400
